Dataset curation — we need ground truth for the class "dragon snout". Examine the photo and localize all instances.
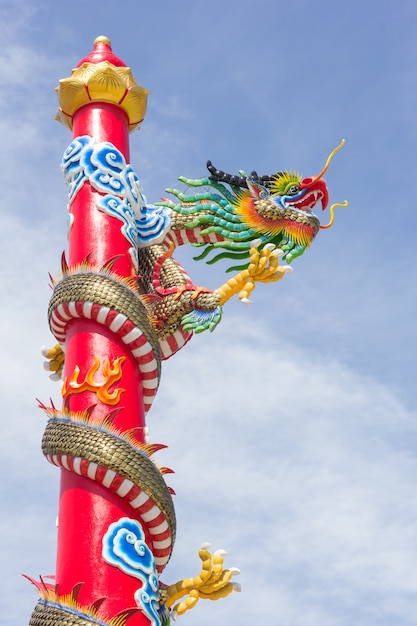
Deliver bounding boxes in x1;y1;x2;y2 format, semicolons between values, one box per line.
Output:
300;178;329;211
299;138;346;212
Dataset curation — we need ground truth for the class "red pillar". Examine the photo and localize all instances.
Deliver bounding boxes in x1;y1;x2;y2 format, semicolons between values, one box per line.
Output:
29;37;174;626
57;95;149;619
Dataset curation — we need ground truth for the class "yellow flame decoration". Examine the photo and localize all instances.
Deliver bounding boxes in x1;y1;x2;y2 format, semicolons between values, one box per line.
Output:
62;356;126;405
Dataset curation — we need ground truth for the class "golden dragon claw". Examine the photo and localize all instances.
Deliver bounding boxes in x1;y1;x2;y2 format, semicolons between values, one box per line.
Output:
42;343;65;380
163;543;240;619
215;240;292;305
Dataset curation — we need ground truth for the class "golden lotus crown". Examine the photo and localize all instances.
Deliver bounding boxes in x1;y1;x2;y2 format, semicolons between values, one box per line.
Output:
56;36;148;131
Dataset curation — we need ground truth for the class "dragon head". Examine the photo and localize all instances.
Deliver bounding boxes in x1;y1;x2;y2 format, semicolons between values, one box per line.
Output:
164;140;346;269
267;171;329;213
228;139;346;261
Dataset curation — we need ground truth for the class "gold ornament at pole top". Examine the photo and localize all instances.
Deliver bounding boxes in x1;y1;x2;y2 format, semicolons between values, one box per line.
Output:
94;35;112;46
55;37;149;131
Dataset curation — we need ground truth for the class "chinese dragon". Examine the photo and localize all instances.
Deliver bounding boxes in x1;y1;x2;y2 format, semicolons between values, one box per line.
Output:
28;36;346;626
45;136;347;373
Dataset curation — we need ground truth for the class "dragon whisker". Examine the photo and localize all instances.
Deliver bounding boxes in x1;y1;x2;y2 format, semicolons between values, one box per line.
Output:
304;138;345;187
320;199;348;229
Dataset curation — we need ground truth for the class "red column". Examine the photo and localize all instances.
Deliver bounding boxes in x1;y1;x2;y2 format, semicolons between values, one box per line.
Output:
56;104;149;621
45;38;164;626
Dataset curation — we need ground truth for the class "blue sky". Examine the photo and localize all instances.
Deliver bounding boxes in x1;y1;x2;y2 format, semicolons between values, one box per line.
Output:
2;0;417;624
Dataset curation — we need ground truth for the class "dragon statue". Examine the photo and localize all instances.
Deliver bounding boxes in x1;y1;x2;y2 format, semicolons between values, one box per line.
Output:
38;135;345;625
29;35;347;626
44;138;347;377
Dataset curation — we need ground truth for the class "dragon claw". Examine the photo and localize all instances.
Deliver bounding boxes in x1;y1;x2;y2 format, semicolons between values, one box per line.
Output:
42;343;65;380
162;544;240;618
216;242;291;305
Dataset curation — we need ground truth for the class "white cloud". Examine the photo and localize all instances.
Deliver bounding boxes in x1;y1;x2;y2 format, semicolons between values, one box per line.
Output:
148;319;417;625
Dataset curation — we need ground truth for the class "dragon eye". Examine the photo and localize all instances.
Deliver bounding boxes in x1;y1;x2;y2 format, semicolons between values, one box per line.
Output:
286;185;299;196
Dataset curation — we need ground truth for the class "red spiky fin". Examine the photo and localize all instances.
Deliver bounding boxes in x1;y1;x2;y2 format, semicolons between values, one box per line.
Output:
110;608;140;626
142;442;168;455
